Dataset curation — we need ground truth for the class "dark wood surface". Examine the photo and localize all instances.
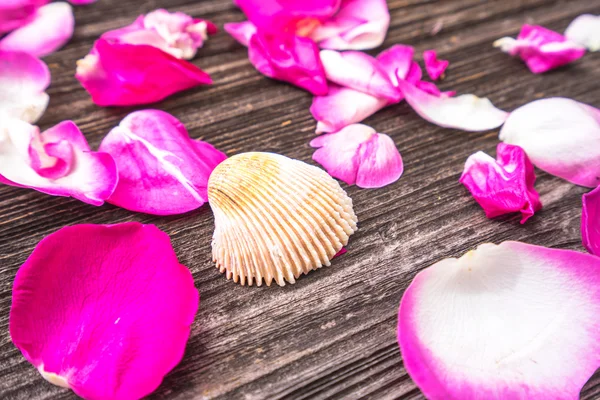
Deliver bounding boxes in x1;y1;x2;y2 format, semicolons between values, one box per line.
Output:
2;0;600;399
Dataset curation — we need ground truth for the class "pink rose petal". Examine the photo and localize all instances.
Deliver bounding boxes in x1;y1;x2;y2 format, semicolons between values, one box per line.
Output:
10;222;199;400
0;50;50;123
0;2;74;57
0;118;117;205
333;247;347;258
494;24;586;74
311;0;390;50
565;14;600;52
376;44;415;85
310;123;403;188
248;32;328;95
0;0;47;33
224;21;257;47
398;242;600;400
500;97;600;188
422;49;448;80
582;186;600;256
76;38;211;106
396;78;508;131
99;110;226;215
460;143;542;224
319;49;399;101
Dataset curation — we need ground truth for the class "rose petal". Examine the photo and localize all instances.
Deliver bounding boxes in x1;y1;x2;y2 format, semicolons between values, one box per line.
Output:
319;49;399;101
333;247;347;258
376;44;415;85
310;123;403;188
248;32;328;95
311;0;390;50
310;84;389;133
0;50;49;123
460;143;541;224
493;24;586;74
224;21;257;47
422;49;448;81
582;186;600;255
500;97;600;187
0;119;117;205
99;110;226;215
398;242;600;400
0;0;47;33
565;14;600;52
10;222;199;400
76;39;211;106
396;78;508;131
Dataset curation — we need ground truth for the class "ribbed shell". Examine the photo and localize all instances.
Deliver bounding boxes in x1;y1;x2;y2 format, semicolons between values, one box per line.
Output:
208;152;358;286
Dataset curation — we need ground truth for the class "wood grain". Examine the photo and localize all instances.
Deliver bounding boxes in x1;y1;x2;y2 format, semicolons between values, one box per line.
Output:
1;0;600;399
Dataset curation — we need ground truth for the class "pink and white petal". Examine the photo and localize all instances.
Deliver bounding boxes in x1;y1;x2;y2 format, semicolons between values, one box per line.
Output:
460;143;541;223
500;97;600;187
399;242;600;400
397;79;508;131
0;50;50;123
565;14;600;52
76;39;211;107
0;0;48;33
310;84;389;133
224;21;257;47
312;0;390;50
10;222;199;400
422;49;449;80
582;186;600;255
99;109;226;215
319;50;399;101
102;27;173;57
376;44;414;84
355;132;403;188
0;2;74;58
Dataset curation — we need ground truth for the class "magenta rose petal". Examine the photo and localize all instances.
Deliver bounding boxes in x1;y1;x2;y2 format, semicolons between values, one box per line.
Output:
10;222;199;400
0;50;50;123
422;49;448;80
500;97;600;187
0;118;117;205
494;24;586;74
99;109;226;215
460;143;542;223
76;39;211;106
311;123;403;188
224;21;257;47
0;2;74;57
566;14;600;51
0;0;47;33
582;186;600;255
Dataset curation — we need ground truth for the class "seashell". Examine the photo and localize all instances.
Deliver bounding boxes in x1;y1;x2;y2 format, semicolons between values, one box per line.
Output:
208;152;358;286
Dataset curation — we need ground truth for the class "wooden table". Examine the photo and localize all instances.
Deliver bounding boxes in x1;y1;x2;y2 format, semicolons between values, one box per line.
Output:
2;0;600;399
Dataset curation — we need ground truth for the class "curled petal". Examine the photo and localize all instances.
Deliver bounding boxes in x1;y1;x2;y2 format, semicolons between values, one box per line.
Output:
99;110;227;215
76;39;211;106
398;242;600;400
10;222;199;400
494;24;586;74
500;97;600;187
310;84;389;133
0;2;74;57
422;50;448;80
0;0;47;33
248;32;328;95
311;0;390;50
460;143;541;223
0;51;49;123
224;21;257;47
397;79;508;131
0;119;117;205
582;186;600;255
565;14;600;52
310;123;403;188
320;50;398;100
376;44;414;84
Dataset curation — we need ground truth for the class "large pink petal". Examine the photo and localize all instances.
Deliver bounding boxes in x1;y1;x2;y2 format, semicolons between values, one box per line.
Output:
99;109;227;215
319;49;399;101
10;222;199;400
76;39;211;106
397;79;508;131
0;50;49;123
398;241;600;400
422;49;448;81
0;2;74;57
494;24;586;74
460;143;541;223
224;21;257;47
311;123;403;188
582;186;600;255
310;84;389;133
500;97;600;188
248;32;328;95
0;0;47;33
0;119;117;206
311;0;390;50
565;14;600;52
